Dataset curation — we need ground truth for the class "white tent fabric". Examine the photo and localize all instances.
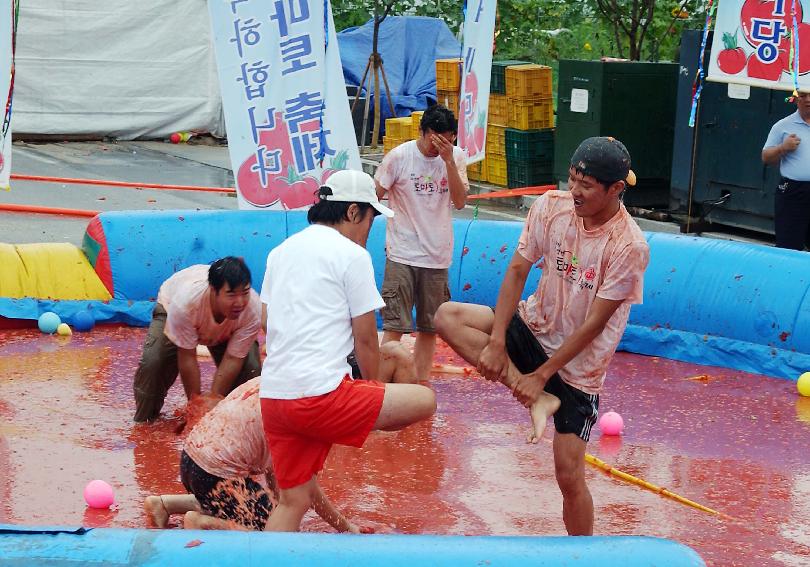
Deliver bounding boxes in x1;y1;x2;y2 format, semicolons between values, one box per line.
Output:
13;1;225;140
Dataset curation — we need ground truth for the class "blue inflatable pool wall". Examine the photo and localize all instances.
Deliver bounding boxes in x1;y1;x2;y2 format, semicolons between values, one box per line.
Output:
3;208;809;381
0;525;705;566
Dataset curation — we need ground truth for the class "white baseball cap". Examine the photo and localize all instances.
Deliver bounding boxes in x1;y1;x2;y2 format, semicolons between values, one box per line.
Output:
320;169;394;218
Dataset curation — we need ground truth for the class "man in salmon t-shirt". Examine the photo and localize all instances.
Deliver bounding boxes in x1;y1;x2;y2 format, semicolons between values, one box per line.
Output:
133;256;262;422
374;104;469;382
435;137;650;536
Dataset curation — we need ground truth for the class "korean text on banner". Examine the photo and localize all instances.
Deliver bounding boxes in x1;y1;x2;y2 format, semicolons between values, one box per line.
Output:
1;0;12;191
209;0;361;210
458;0;497;166
707;0;809;91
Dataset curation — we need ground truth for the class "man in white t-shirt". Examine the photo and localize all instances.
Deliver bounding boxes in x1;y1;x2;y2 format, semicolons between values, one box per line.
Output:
435;137;649;536
259;169;437;532
374;104;469;382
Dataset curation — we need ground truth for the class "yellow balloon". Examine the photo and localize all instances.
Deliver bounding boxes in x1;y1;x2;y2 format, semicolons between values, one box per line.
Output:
56;323;72;336
798;372;810;397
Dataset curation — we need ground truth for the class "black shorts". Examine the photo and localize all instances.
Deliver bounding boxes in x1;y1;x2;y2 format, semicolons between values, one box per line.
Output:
180;450;272;531
504;313;599;442
347;351;362;379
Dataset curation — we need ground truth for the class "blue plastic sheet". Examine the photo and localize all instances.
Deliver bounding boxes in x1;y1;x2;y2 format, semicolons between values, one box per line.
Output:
337;16;462;124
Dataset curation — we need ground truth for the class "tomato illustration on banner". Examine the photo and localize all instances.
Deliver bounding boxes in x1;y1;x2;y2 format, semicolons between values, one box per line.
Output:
717;32;747;74
236;111;348;209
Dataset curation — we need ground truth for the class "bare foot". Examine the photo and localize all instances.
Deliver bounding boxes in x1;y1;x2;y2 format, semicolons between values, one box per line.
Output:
527;392;561;444
144;496;169;528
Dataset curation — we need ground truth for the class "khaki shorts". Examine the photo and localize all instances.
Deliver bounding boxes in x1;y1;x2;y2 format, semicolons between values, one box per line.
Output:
381;259;450;334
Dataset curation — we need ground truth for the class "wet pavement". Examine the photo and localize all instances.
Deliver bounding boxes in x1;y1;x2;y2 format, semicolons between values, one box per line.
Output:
0;328;808;566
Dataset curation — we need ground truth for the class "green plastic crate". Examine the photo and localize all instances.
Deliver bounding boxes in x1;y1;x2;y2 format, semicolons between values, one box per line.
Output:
504;128;555;162
507;159;554;189
490;60;531;94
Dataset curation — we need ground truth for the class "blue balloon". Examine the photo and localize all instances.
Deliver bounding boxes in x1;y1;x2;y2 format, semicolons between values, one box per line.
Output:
73;310;95;332
37;312;61;334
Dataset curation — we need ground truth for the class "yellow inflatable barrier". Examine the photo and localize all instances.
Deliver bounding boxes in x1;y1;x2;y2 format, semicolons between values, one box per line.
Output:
0;242;112;300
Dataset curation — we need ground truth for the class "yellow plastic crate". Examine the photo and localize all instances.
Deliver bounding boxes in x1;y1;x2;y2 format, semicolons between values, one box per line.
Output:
486;124;505;156
385;117;413;140
383;136;406;154
435;58;463;91
410;111;424;138
436;89;459;117
486;155;507;186
505;64;553;100
507;99;554;130
488;94;508;126
467;158;488;182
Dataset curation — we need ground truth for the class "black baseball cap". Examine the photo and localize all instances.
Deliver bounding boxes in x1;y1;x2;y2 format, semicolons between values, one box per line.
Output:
570;136;636;187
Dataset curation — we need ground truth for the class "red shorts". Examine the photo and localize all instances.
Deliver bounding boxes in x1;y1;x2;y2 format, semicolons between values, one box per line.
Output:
261;376;386;489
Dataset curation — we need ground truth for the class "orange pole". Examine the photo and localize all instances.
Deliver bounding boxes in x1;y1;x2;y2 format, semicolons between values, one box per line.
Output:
0;203;100;218
10;174;237;194
467;185;554;200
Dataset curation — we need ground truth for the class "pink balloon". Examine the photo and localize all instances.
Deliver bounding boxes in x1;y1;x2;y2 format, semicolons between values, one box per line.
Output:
599;411;624;436
83;479;114;509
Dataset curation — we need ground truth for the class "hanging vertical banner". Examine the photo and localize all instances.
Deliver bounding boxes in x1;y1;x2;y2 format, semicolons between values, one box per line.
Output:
0;0;13;191
208;0;361;210
458;0;497;165
708;0;809;91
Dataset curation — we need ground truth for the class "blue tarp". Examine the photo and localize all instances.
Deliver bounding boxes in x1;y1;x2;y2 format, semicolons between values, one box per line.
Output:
337;16;461;124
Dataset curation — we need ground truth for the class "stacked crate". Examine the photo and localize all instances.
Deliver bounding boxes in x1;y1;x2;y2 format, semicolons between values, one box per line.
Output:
504;64;555;188
467;159;486;182
382;116;414;154
435;58;462;116
478;61;530;186
490;60;531;95
504;128;554;188
410;111;424;139
435;58;461;112
484;122;507;186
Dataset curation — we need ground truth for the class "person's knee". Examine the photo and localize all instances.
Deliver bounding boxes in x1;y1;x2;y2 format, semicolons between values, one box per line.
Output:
434;302;461;338
555;461;586;497
380;342;415;383
415;385;437;420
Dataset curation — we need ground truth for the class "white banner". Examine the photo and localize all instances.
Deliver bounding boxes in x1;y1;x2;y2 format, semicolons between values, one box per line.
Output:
708;0;810;91
458;0;496;165
0;0;12;191
209;0;360;210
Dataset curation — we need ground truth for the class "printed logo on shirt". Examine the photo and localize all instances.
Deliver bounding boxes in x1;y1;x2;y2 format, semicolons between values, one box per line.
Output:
555;249;579;282
411;172;449;194
554;243;596;291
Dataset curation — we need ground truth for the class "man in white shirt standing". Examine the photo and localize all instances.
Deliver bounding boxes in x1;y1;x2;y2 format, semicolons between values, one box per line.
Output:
374;104;469;382
259;169;437;532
